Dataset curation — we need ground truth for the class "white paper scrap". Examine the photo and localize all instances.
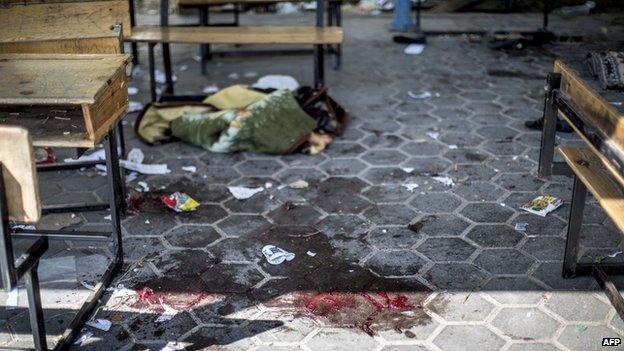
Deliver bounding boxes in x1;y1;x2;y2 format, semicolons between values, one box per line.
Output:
86;319;112;332
404;44;425;55
432;176;454;186
262;245;295;265
228;186;264;200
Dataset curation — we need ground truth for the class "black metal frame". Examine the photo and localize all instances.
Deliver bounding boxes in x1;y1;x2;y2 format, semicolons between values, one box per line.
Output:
537;72;624;323
1;128;125;351
143;0;331;101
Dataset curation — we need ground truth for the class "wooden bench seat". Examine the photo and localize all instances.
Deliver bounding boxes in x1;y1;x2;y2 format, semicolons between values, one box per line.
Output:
127;26;343;44
178;0;341;5
559;147;624;232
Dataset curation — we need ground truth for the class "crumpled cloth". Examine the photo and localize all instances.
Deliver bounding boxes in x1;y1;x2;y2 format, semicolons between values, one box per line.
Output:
587;51;624;90
171;90;316;154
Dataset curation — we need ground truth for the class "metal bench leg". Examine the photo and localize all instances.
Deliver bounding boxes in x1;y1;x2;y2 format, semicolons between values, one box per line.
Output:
314;45;325;88
538;72;561;178
25;262;47;351
334;2;342;70
148;43;157;102
129;0;139;65
199;7;210;76
104;128;126;246
562;175;587;278
163;44;174;95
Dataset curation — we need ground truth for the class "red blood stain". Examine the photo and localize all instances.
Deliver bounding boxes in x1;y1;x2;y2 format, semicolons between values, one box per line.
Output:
137;287;154;301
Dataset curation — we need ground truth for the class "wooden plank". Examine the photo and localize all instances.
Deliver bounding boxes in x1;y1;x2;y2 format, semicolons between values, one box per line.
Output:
0;126;41;223
0;53;130;105
554;60;624;157
0;105;95;148
84;67;129;141
559;147;624;233
0;25;123;54
127;26;344;44
0;0;132;41
179;0;340;5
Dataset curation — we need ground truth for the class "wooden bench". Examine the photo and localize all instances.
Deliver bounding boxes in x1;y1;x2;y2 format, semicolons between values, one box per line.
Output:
0;126;49;351
0;0;131;54
0;53;129;350
538;58;624;322
126;0;343;101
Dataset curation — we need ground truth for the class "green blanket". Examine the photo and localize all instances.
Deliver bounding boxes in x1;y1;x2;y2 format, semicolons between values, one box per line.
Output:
171;90;316;154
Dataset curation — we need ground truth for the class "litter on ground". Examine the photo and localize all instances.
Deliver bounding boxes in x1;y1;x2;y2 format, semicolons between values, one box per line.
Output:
228;186;264;200
262;245;295;265
161;192;200;212
520;195;563;217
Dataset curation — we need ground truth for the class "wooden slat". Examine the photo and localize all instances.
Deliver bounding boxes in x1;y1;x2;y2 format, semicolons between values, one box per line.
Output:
0;126;41;223
0;105;96;148
0;0;132;41
0;25;123;54
0;53;130;105
559;147;624;233
127;26;344;44
554;60;624;157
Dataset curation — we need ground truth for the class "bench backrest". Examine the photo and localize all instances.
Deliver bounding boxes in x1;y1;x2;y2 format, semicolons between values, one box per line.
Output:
0;0;130;54
0;126;41;223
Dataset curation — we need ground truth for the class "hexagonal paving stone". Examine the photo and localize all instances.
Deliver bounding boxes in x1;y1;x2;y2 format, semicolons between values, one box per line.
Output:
179;326;257;350
360;133;406;148
123;213;178;237
410;192;462;213
460;202;514;223
320;158;369;176
521;236;566;261
276;167;327;184
438;132;484;147
492;307;560;341
415;214;471;236
544;292;611;322
363;184;415;203
235;159;284;176
201;263;264;293
306;328;380;351
401;157;452;174
443;148;489;164
474;249;535;274
476;126;518;140
365;250;426;276
164;225;220;248
224;193;280;214
506;343;561;351
424;263;489;290
362;167;412;184
447;163;498;182
362;149;408;166
363;204;416;225
433;325;505;351
400;140;447;156
249;310;316;343
531;262;595;290
324;142;368;158
316;214;370;238
127;311;197;342
453;181;504;202
416;237;477;262
175;204;229;225
269;204;323;226
482;139;529;156
483;276;547;305
496;173;545;192
511;213;567;237
580;224;622;248
217;215;271;237
208;237;263;262
427;292;495;322
368;227;422;249
558;325;622;351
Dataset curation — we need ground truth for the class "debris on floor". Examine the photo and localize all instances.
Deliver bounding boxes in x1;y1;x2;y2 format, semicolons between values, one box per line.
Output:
73;330;93;346
127;86;139;96
262;244;295;265
155;302;179;323
426;131;440;140
129;101;144;113
154;69;178;84
431;175;454;186
202;84;219;94
228;186;264;199
5;287;18;309
287;179;309;189
85;319;112;332
252;75;300;91
520;195;563;217
160;192;200;212
404;43;425;55
37;212;82;230
34;147;55;164
514;222;529;231
181;165;196;173
403;182;419;192
608;251;623;258
407;91;439;99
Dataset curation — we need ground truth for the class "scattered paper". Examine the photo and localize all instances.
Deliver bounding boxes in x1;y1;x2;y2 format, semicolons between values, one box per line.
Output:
127;148;145;164
73;330;93;346
288;180;309;189
161;192;200;212
228;72;240;80
182;166;197;173
514;222;528;231
426;131;440;140
155;302;178;323
407;91;432;99
203;84;219;94
243;71;258;78
128;86;139;96
178;64;189;71
86;319;112;332
229;186;264;200
5;288;18;309
126;172;138;183
155;70;178;84
306;251;317;257
138;181;150;192
520;195;562;217
265;182;274;189
403;183;419;192
120;160;170;175
253;75;300;91
608;251;623;258
448;145;458;149
404;44;425;55
401;167;414;173
432;176;454;186
262;245;295;265
104;215;112;221
129;101;144;113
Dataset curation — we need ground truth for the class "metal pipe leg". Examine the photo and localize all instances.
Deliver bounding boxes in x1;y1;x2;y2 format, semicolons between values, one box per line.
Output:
129;0;139;64
163;44;174;94
538;73;561;178
25;262;47;351
314;45;325;88
117;121;126;158
148;43;157;102
334;2;342;70
199;7;210;75
562;176;587;278
104;129;125;259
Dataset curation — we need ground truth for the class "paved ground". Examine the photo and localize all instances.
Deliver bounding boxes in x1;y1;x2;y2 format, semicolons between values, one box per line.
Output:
2;6;624;351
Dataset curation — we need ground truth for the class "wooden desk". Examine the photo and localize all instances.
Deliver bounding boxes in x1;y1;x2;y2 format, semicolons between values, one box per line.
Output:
0;53;131;148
